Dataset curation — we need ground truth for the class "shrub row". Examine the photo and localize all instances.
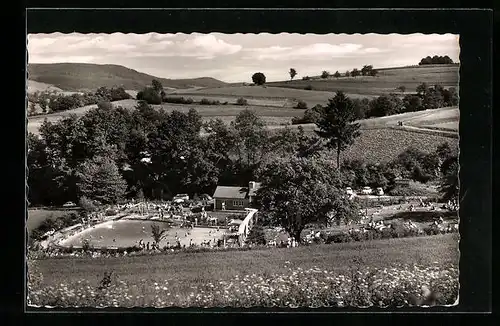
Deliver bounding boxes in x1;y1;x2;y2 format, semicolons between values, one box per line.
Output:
323;225;457;244
30;212;81;242
162;97;194;104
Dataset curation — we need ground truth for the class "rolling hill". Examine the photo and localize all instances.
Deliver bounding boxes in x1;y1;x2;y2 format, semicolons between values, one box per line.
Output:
27;63;228;92
267;64;459;96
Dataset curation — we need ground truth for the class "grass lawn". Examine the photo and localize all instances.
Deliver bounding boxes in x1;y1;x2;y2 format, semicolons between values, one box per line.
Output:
33;234;459;291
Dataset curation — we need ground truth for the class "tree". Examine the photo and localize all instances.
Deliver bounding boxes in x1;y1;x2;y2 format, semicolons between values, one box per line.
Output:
396;85;406;93
368;94;404;117
369;69;378;77
419;55;454;65
402;94;423;112
289;68;297;80
321;71;330;79
442;87;459;106
422;86;444;110
252;72;266;85
255;156;359;242
351;98;370;120
152;79;163;93
416;83;429;96
439;156;458;202
333;71;341;79
315;91;361;169
151;224;168;246
152;79;166;99
76;156;127;204
345;70;350;77
137;87;162;105
230;109;269;168
246;224;267;245
361;65;373;76
351;68;360;78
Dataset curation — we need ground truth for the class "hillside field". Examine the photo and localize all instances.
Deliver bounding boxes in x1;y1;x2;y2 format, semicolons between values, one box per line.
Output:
172;86;376;108
267;65;459;95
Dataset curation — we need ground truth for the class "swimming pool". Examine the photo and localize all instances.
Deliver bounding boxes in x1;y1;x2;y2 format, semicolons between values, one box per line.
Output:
58;220;226;248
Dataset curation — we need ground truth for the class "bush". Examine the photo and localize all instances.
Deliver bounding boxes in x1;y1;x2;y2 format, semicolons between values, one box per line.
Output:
304;85;313;90
295;100;308;110
200;98;221;105
236;98;248;106
246;224;267;245
163;97;194;104
302;76;311;81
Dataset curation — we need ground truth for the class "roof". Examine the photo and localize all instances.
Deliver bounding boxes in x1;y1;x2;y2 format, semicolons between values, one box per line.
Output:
248;182;262;197
213;186;248;199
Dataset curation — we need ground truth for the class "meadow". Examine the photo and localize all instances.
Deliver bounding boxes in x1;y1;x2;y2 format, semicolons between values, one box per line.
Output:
28;234;459;307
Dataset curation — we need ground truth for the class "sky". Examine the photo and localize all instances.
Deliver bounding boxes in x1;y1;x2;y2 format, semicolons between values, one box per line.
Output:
27;33;460;83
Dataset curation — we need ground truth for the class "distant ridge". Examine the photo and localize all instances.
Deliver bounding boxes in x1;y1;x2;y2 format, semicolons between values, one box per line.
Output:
27;63;228;91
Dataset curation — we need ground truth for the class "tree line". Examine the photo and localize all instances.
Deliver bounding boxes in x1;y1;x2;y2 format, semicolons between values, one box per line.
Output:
27;86;132;116
28;91;458;243
419;55;454;65
292;82;458;125
28;91;457;209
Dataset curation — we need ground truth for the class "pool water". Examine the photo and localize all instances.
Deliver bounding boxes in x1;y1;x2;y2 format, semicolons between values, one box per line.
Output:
58;220;226;248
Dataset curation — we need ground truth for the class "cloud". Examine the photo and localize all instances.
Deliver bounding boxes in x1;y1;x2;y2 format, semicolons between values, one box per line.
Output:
27;33;459;83
241;43;382;61
28;33;242;63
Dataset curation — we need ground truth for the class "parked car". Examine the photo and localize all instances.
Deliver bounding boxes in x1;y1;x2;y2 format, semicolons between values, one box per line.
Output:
62;201;76;207
375;187;384;196
173;194;189;203
361;187;373;195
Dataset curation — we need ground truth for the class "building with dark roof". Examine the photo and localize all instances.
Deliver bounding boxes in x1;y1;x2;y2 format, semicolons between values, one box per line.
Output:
212;181;262;211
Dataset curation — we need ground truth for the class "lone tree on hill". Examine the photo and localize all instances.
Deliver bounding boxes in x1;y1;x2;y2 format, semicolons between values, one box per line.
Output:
315;91;361;169
76;156;127;204
361;65;373;76
252;72;266;85
289;68;297;81
255;156;360;243
333;71;341;79
321;71;330;79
